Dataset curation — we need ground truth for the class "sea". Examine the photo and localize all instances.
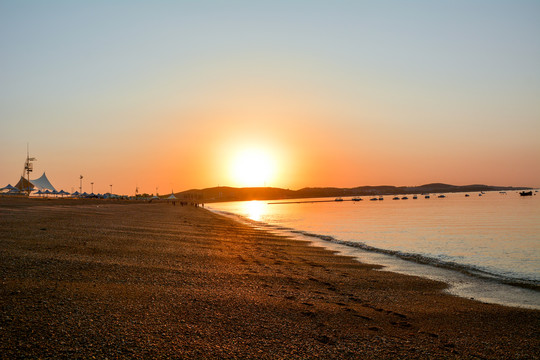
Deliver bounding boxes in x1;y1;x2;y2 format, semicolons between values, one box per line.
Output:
207;190;540;310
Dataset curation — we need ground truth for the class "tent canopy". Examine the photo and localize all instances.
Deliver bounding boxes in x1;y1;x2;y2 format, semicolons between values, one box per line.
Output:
30;172;56;191
15;177;34;191
0;184;17;192
14;172;56;192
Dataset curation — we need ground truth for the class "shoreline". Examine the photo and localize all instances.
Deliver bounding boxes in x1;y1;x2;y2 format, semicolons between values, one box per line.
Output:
298;232;540;310
208;200;540;310
1;199;539;358
213;209;540;310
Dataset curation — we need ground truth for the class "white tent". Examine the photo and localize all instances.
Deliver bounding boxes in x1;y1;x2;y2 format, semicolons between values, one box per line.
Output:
14;172;56;192
167;193;177;200
30;172;56;191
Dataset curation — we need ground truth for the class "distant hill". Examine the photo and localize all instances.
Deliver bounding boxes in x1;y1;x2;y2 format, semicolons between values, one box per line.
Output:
175;183;530;203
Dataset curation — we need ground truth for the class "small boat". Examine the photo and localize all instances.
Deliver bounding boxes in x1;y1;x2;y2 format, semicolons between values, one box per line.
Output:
478;193;482;196
438;194;446;198
413;195;418;199
520;191;533;197
425;195;430;199
352;197;363;201
402;196;408;200
335;197;344;202
393;196;400;200
370;197;378;201
465;194;470;197
378;197;384;200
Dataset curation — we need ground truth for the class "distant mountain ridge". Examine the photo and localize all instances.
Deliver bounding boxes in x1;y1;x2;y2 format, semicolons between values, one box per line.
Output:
176;183;530;203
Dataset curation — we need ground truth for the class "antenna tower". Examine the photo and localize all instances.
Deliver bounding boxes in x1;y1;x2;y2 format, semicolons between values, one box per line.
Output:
23;144;36;196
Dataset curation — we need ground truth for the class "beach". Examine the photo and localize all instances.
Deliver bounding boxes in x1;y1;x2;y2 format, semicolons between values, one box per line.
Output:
1;199;539;359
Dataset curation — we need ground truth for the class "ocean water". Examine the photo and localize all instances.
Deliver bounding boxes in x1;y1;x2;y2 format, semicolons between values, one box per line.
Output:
208;191;540;309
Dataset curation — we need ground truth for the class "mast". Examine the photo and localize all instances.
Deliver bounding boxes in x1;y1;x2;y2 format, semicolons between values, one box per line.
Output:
24;143;36;196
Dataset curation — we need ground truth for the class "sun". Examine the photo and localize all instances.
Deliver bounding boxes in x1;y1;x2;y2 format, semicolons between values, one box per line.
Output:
231;148;275;187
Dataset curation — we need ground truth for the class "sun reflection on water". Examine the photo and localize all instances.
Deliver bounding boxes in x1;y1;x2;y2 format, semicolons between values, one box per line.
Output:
244;200;265;221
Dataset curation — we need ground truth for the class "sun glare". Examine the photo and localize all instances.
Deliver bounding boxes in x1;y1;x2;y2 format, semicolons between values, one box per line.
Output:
244;200;265;221
231;148;275;187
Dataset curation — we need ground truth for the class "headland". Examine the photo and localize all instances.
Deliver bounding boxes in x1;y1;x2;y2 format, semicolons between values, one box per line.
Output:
179;183;531;203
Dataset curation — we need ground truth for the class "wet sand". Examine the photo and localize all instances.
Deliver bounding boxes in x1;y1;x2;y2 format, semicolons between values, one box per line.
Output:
1;198;539;359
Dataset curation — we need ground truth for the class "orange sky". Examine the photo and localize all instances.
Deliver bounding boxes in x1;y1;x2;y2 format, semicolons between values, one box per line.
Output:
1;2;539;195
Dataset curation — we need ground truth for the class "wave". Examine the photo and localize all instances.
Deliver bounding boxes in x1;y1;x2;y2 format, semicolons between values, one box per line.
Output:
289;229;539;291
210;208;540;292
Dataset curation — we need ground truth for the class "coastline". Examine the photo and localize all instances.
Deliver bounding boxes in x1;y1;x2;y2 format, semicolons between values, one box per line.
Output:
213;209;540;310
1;199;539;358
208;195;540;310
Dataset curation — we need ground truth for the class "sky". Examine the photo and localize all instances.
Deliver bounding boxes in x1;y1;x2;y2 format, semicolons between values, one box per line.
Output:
1;0;539;195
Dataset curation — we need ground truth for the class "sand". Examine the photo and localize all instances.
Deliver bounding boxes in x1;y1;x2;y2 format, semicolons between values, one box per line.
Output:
1;198;539;359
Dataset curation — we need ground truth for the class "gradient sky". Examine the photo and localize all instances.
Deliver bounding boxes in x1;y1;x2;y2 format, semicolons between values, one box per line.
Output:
1;0;539;195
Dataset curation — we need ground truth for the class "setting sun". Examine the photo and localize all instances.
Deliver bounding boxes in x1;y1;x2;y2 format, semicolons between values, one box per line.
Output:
231;148;275;187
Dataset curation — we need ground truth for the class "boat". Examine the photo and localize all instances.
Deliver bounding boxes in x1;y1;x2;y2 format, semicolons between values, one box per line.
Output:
370;197;378;201
412;195;418;199
335;197;344;202
352;197;363;201
393;196;400;200
402;196;408;200
520;191;533;196
465;194;470;197
424;195;430;199
378;197;384;200
438;194;446;198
